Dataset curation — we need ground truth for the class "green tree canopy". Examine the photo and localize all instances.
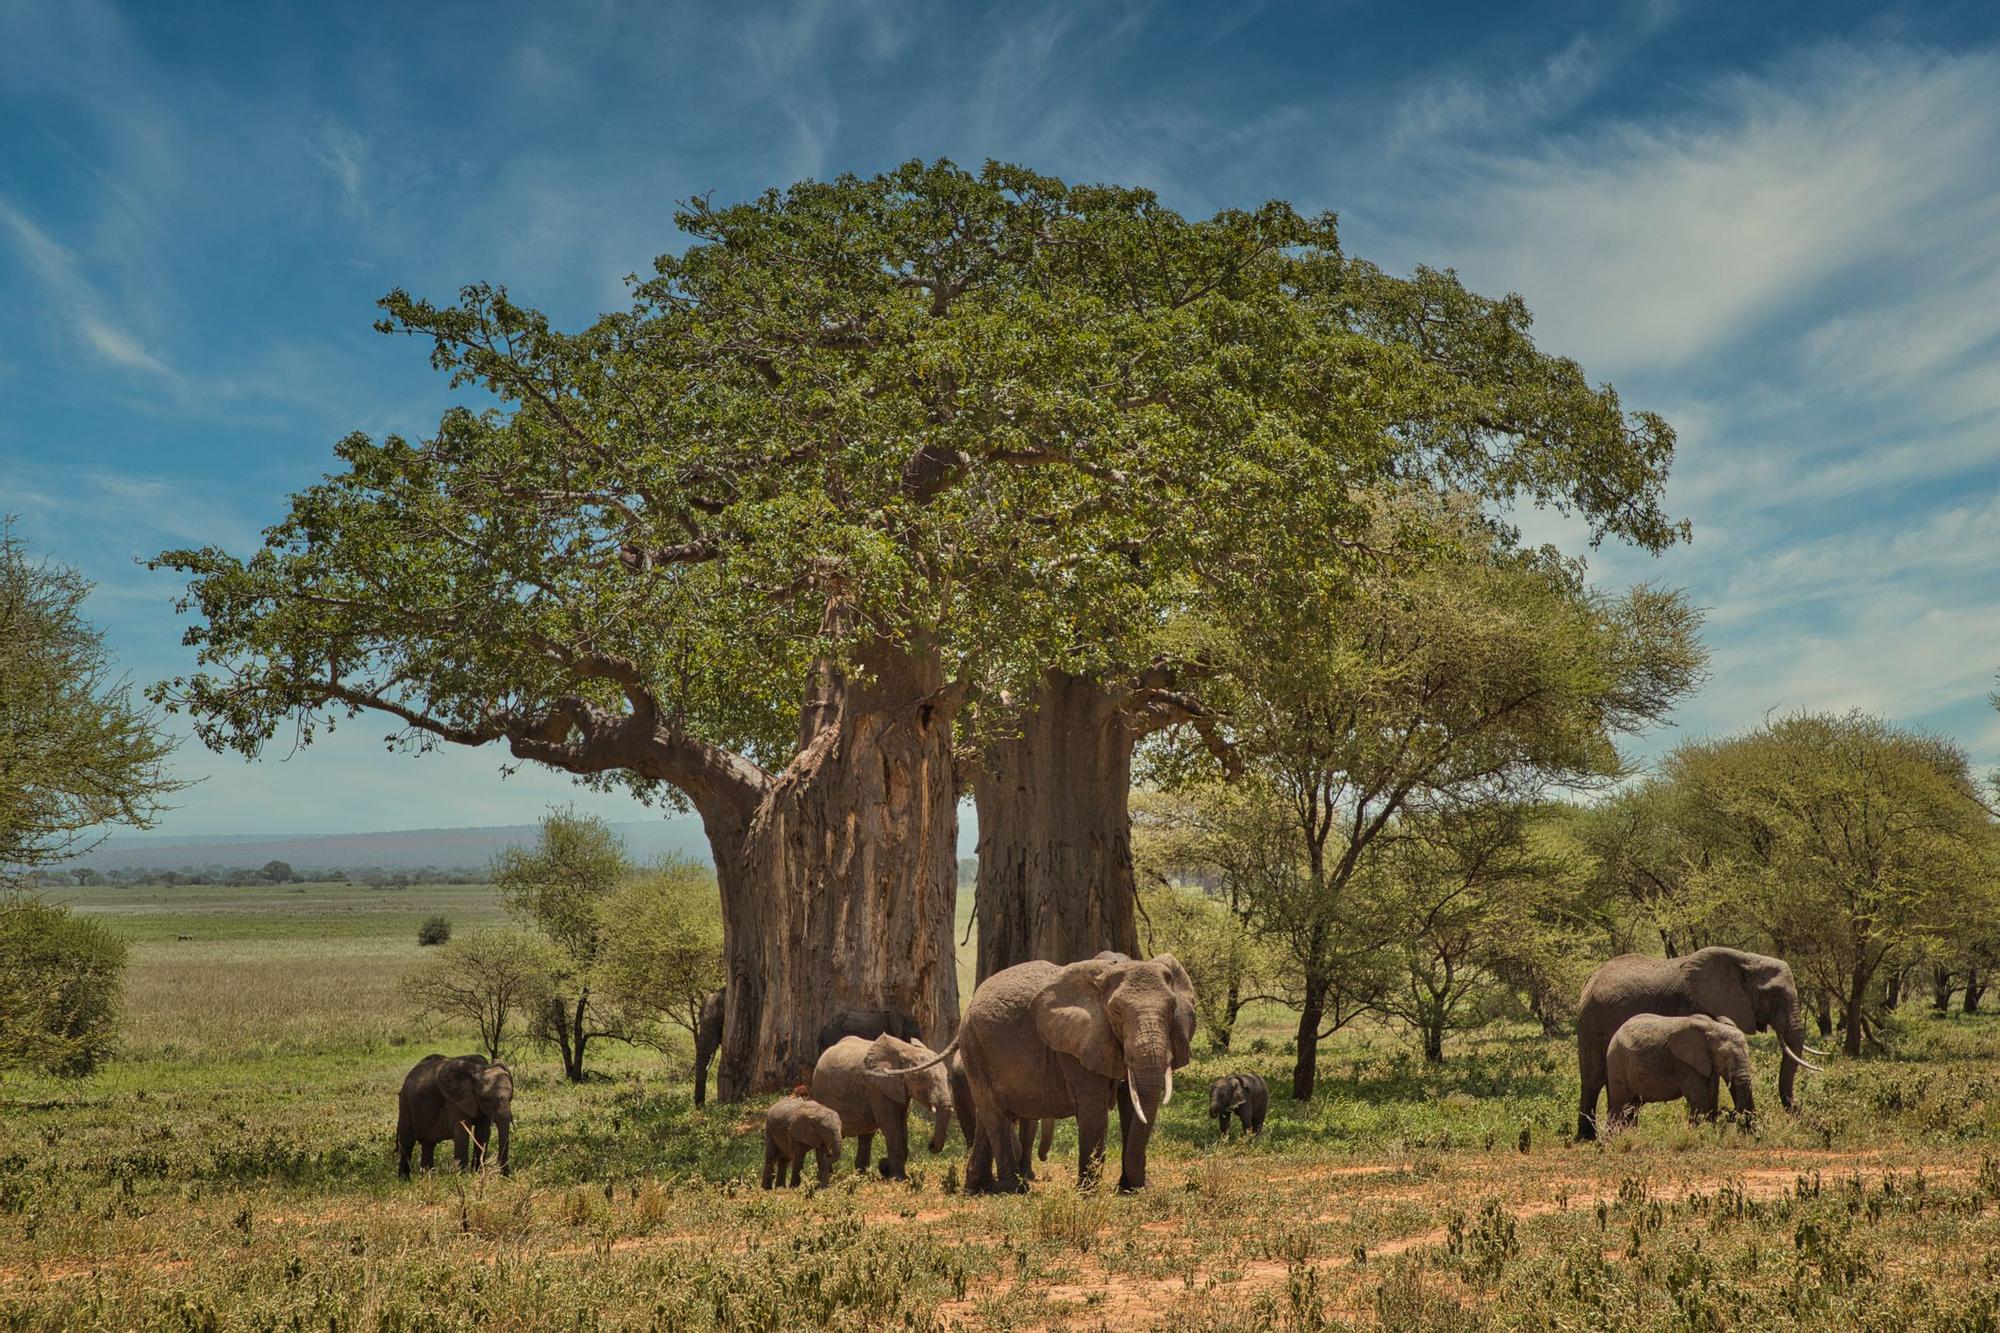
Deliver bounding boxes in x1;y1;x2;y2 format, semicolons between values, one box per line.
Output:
151;161;1689;1095
2;524;181;881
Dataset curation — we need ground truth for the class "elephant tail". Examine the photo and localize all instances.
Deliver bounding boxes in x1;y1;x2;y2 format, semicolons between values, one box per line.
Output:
896;1035;960;1074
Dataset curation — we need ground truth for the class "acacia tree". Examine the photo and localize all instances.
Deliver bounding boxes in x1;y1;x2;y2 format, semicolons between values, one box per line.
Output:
495;810;631;1081
2;523;181;881
400;926;560;1062
153;162;1680;1094
593;855;728;1049
1667;713;2000;1057
1158;495;1705;1099
971;259;1690;982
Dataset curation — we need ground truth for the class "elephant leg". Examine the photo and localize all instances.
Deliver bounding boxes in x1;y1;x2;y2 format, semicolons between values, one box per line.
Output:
472;1120;491;1171
419;1140;436;1171
1074;1093;1111;1189
855;1133;874;1174
397;1121;415;1181
1577;1040;1605;1141
694;1057;708;1109
879;1110;909;1180
966;1124;995;1194
452;1125;471;1171
789;1151;803;1188
762;1142;778;1189
1013;1119;1036;1182
1037;1118;1054;1161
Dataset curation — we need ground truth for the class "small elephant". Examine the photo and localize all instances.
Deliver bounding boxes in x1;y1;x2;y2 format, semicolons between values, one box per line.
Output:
693;988;724;1107
815;1007;922;1056
1605;1014;1755;1131
810;1035;954;1178
1208;1073;1268;1137
397;1053;513;1179
762;1095;843;1189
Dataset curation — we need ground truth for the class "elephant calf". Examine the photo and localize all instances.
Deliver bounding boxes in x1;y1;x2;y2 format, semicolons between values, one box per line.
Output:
811;1035;953;1179
763;1096;842;1189
397;1053;513;1179
1606;1014;1754;1132
1208;1073;1268;1138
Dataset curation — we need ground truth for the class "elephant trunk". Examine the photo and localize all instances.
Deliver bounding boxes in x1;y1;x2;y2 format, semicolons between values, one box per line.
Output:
1778;996;1803;1111
927;1101;952;1155
1727;1074;1754;1125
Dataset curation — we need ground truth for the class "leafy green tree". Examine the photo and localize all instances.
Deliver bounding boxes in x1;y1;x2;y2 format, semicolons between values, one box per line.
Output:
401;926;560;1062
152;162;1684;1096
1667;712;2000;1056
1131;784;1285;1050
261;860;294;884
0;894;127;1076
496;810;631;1080
594;855;727;1051
1;524;181;883
1156;493;1705;1099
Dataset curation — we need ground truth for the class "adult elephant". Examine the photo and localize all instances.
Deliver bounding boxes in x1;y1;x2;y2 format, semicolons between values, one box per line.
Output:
914;952;1195;1193
693;989;724;1108
397;1053;513;1179
1576;948;1827;1140
815;1007;921;1056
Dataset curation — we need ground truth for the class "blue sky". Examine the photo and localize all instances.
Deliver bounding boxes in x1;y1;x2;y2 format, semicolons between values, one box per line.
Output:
3;0;1999;837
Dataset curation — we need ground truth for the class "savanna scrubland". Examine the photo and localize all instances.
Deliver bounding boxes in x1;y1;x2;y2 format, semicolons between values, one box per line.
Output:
6;162;2000;1330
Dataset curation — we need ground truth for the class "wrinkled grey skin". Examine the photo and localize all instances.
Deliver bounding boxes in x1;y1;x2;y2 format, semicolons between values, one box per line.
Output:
950;1054;1055;1180
815;1007;921;1056
1605;1014;1755;1131
762;1096;842;1188
810;1035;954;1178
913;951;1196;1193
693;989;724;1108
397;1054;512;1179
1577;948;1807;1140
1208;1073;1268;1138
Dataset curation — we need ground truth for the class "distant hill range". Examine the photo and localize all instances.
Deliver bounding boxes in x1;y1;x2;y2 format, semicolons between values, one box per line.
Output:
86;819;715;875
85;815;982;877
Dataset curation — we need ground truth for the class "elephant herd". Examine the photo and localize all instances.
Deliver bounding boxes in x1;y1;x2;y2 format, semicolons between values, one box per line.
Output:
394;945;1832;1188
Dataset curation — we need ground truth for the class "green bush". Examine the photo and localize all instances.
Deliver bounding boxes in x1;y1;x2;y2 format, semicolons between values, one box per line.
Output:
0;893;127;1075
416;915;451;947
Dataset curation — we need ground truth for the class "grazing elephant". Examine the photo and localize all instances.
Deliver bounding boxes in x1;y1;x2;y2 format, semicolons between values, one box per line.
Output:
815;1007;921;1056
914;952;1196;1193
762;1096;842;1189
693;989;724;1108
1606;1014;1755;1130
949;1053;1055;1180
1208;1073;1268;1138
1575;948;1826;1140
397;1053;513;1179
810;1035;954;1178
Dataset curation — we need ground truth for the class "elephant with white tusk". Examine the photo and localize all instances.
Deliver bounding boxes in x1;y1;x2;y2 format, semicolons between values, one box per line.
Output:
908;951;1196;1194
1576;948;1829;1140
810;1034;953;1178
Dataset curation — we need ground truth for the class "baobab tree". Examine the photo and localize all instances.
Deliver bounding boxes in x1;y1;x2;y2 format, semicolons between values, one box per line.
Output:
154;160;1683;1093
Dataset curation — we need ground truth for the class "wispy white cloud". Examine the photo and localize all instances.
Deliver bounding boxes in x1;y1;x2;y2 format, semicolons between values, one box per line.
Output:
0;197;182;386
312;121;369;216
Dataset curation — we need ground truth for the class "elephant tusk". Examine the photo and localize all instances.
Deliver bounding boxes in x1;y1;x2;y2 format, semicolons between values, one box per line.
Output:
1126;1070;1149;1125
1802;1044;1833;1058
1163;1066;1173;1106
1781;1041;1827;1074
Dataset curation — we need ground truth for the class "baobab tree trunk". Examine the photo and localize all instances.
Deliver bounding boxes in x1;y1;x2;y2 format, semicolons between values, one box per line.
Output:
712;640;964;1099
973;672;1140;981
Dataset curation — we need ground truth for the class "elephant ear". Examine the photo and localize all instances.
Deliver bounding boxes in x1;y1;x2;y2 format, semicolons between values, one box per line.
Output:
437;1058;482;1111
862;1035;923;1104
1154;954;1198;1068
1668;1023;1715;1077
1033;959;1122;1079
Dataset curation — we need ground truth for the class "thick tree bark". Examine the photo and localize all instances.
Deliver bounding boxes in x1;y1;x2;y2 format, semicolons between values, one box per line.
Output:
1966;968;1986;1014
1931;966;1955;1013
713;640;964;1099
973;672;1140;981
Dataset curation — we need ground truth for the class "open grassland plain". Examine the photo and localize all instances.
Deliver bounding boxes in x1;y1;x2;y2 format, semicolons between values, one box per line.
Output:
9;887;2000;1328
